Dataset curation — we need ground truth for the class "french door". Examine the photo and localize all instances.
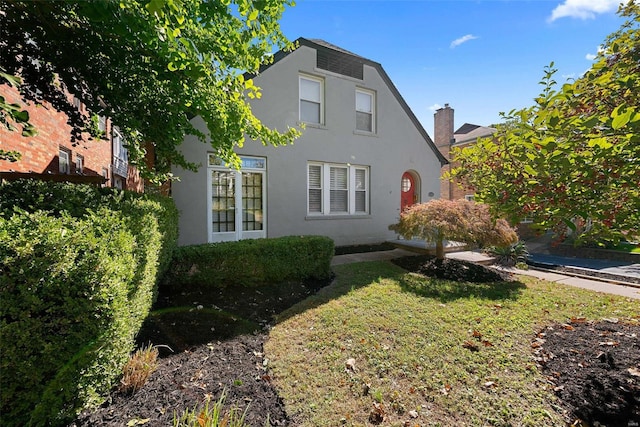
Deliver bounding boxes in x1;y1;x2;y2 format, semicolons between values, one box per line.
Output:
208;156;266;242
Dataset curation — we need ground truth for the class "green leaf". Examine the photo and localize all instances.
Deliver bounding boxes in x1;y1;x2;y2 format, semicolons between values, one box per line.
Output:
14;110;30;122
611;107;633;130
145;0;165;15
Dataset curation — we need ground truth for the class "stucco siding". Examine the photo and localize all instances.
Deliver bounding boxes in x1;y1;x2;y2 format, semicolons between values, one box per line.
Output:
173;43;441;247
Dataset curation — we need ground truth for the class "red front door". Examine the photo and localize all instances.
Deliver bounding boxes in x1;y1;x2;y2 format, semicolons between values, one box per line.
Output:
401;172;415;212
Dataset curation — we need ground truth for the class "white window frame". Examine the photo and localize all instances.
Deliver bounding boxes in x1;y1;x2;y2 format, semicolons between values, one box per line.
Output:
98;115;107;132
59;149;70;174
355;88;375;133
75;154;84;174
299;74;324;125
307;162;369;216
464;194;475;202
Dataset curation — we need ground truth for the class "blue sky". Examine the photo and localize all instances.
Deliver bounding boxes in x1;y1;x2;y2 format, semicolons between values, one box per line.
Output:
277;0;626;137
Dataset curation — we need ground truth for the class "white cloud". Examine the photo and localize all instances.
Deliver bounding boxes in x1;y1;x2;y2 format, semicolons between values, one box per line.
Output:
429;103;442;112
450;34;478;48
585;45;605;60
549;0;619;22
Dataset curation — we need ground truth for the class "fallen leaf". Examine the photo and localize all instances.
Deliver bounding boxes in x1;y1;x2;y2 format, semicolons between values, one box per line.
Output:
483;381;495;388
472;330;483;338
628;367;640;377
482;340;494;347
463;341;479;352
602;317;619;324
440;383;451;395
369;402;385;424
408;410;419;418
561;324;574;331
126;418;151;426
345;358;357;372
570;317;587;324
598;341;619;347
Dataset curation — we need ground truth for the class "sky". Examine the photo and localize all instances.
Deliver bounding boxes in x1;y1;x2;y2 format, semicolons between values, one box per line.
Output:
276;0;627;137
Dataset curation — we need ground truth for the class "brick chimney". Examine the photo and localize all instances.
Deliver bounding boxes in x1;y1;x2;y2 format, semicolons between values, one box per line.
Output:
434;104;454;199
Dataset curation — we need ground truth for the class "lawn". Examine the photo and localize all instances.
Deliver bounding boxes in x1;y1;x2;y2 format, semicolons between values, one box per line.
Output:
265;261;639;427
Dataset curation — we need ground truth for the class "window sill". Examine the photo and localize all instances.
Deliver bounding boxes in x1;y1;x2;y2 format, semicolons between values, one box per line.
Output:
306;214;371;220
353;130;377;137
298;121;328;130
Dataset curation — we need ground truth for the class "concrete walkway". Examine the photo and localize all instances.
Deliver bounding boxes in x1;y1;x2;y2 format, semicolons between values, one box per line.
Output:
331;249;640;300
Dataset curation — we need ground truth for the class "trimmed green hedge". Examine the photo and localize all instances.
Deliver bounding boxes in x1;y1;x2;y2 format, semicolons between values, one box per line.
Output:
0;180;178;426
165;236;334;288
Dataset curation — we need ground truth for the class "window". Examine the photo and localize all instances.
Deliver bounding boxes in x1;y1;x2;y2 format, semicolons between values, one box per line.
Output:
75;154;84;174
98;115;107;132
101;168;109;187
307;162;369;215
356;89;374;132
465;195;475;202
299;75;323;124
112;127;128;177
59;149;70;174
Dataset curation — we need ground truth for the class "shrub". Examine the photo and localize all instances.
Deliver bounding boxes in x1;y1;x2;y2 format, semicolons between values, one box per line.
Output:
487;241;530;267
0;180;178;426
119;345;159;395
173;391;248;427
165;235;334;288
389;199;518;259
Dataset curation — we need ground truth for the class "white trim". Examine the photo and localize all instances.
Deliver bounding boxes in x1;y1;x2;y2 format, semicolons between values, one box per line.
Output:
59;150;70;174
208;155;267;242
299;74;324;125
355;88;375;133
307;162;369;216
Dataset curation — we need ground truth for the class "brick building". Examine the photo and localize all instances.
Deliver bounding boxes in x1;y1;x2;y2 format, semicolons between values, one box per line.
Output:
434;104;496;200
0;84;142;191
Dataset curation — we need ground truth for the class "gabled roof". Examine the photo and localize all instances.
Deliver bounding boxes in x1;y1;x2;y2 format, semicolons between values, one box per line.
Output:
254;37;448;166
454;123;496;145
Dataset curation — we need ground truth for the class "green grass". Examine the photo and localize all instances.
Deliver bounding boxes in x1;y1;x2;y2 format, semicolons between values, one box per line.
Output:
264;261;639;427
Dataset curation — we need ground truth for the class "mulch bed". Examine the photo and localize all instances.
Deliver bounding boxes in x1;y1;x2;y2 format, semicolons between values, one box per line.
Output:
71;255;639;427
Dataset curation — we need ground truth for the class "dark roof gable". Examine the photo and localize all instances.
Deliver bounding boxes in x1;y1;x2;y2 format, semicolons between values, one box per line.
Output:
455;123;481;135
255;37;448;166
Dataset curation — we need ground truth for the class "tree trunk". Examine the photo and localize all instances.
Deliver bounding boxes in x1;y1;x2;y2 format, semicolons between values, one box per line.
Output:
435;238;445;260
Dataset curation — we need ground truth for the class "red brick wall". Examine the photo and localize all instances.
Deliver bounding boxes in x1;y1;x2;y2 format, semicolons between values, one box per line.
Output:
1;84;142;192
448;140;476;201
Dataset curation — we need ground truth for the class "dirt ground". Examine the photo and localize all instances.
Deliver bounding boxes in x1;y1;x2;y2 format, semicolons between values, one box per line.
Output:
72;256;639;427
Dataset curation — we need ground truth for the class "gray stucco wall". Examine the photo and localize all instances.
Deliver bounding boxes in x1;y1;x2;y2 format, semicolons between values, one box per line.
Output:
172;44;441;247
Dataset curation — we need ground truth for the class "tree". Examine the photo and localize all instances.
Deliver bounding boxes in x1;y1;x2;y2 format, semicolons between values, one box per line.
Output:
450;1;639;246
389;199;518;259
0;0;300;181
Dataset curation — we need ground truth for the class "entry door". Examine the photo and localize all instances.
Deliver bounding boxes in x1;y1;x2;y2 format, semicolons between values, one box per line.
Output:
209;156;266;242
401;172;416;212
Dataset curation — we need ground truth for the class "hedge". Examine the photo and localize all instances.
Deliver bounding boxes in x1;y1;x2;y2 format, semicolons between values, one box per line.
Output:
0;180;178;426
164;235;335;288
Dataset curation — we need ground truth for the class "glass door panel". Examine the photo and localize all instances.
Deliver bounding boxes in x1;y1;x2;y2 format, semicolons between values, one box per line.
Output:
211;171;235;233
242;172;263;232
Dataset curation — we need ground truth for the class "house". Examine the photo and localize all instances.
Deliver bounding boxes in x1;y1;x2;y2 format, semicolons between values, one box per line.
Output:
171;38;447;247
433;103;496;200
0;84;143;191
